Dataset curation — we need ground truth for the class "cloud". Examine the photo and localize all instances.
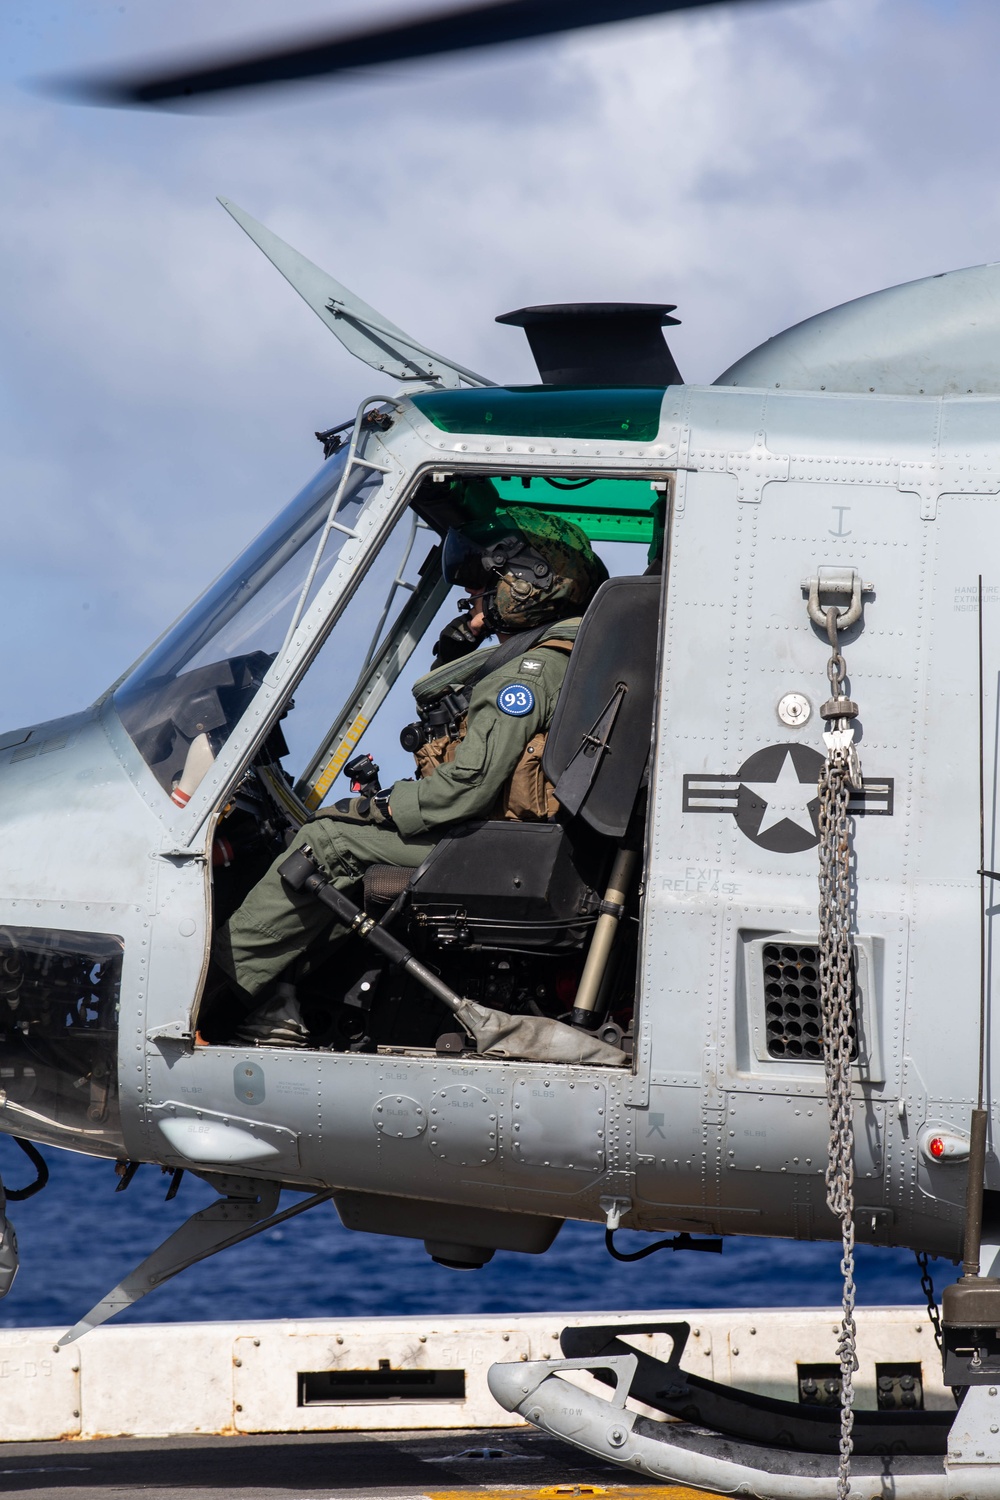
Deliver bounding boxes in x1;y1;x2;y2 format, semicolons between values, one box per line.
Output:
0;0;996;725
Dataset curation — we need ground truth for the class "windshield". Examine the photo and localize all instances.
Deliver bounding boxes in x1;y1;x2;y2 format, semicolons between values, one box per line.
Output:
114;442;383;798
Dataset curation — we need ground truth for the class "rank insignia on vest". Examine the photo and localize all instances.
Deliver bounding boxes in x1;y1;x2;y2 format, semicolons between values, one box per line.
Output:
519;657;543;673
497;683;536;717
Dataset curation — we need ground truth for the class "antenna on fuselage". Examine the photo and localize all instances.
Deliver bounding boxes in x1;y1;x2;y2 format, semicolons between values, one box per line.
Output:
218;198;493;391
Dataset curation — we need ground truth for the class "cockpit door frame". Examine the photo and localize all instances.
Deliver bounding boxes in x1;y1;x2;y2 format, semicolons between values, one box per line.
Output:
158;406;412;850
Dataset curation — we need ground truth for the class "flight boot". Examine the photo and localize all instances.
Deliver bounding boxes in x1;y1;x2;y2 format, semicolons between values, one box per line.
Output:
232;983;310;1048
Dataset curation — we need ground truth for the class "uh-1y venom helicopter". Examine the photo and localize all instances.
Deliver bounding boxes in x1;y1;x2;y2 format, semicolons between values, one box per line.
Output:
10;3;1000;1496
4;195;1000;1496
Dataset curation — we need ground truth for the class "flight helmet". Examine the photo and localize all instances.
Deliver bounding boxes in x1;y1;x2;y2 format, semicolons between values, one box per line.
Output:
442;503;608;632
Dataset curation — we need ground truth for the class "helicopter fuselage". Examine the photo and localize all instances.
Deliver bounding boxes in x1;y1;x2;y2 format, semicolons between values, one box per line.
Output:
0;379;991;1271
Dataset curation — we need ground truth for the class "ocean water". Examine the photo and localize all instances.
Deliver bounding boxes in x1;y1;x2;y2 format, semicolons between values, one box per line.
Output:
0;1140;956;1331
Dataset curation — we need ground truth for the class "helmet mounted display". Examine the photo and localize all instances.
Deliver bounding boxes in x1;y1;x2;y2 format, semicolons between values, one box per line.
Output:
441;527;491;589
443;506;608;634
442;527;553;588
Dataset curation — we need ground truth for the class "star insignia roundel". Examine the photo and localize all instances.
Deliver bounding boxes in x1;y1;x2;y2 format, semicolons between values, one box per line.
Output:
682;743;894;855
734;744;823;853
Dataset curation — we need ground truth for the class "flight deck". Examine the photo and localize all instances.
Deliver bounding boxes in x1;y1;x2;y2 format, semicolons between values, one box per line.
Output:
0;1427;719;1500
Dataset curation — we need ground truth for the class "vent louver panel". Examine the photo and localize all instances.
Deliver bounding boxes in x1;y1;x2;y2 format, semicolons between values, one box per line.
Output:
762;942;857;1061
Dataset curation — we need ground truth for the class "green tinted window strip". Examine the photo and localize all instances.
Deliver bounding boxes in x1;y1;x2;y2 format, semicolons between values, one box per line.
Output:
411;386;666;443
498;504;651;543
559;512;651;543
490;474;655;543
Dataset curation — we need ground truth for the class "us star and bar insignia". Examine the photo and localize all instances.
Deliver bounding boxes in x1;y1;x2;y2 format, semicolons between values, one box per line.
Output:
682;743;893;853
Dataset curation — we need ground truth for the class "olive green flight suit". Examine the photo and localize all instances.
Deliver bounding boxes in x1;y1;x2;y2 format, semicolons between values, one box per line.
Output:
214;627;577;1001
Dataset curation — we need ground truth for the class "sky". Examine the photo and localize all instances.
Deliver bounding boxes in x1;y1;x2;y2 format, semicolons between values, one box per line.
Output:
1;0;999;732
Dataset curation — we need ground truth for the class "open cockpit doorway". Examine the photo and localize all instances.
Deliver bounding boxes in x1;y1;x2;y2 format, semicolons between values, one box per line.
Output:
192;463;669;1065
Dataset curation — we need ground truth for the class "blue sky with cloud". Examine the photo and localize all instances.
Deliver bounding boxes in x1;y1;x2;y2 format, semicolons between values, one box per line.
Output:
1;0;998;729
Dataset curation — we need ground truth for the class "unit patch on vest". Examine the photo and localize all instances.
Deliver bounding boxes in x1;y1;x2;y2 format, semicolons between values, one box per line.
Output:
497;683;536;717
519;657;544;674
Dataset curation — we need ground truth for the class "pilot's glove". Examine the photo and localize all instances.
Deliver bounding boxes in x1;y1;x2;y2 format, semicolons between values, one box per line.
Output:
367;788;397;829
327;789;397;830
430;613;484;668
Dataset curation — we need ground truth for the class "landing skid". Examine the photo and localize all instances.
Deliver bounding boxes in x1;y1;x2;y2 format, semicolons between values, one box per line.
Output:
560;1322;953;1454
487;1320;1000;1500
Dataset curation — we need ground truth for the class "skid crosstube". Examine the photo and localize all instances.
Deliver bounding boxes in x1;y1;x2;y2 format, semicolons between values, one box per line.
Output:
486;1351;965;1500
559;1320;953;1455
491;1344;1000;1500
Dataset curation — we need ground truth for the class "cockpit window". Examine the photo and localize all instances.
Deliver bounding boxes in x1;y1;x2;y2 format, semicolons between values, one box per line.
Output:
113;443;383;798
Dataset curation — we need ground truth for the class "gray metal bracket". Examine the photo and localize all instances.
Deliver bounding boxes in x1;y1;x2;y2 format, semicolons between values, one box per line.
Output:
802;566;874;632
58;1180;333;1344
146;1019;192;1042
947;1383;1000;1472
497;1351;638;1415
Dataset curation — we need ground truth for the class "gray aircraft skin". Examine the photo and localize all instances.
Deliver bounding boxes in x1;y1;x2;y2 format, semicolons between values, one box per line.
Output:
4;211;1000;1495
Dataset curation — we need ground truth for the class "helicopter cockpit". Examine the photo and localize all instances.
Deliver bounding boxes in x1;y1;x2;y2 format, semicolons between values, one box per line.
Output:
110;411;666;1060
0;379;669;1185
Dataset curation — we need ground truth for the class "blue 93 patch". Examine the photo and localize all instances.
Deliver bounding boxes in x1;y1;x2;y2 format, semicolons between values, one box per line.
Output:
497;682;536;717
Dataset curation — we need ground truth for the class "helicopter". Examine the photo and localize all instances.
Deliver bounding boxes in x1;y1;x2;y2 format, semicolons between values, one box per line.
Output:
5;3;1000;1497
2;187;1000;1494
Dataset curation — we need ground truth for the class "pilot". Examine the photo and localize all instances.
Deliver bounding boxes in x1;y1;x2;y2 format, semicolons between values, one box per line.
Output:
206;502;608;1046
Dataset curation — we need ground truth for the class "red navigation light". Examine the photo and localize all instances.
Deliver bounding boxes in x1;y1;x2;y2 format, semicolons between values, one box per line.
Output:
928;1135;946;1159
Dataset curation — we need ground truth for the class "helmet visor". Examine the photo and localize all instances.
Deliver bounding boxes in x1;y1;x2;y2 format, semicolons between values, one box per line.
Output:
441;528;488;588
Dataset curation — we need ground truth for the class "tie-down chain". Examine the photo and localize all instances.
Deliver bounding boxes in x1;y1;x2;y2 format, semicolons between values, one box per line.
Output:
806;566;871;1500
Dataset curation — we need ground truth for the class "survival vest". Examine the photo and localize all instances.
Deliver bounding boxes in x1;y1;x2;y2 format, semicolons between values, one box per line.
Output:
408;620;580;822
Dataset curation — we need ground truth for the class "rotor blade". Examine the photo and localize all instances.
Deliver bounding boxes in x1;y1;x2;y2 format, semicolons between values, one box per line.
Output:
60;0;789;106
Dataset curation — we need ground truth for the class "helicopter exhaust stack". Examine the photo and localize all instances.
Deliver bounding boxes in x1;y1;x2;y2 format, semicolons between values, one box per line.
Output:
496;302;683;386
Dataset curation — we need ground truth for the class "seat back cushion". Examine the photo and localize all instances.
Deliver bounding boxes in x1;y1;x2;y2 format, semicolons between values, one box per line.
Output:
542;574;661;837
